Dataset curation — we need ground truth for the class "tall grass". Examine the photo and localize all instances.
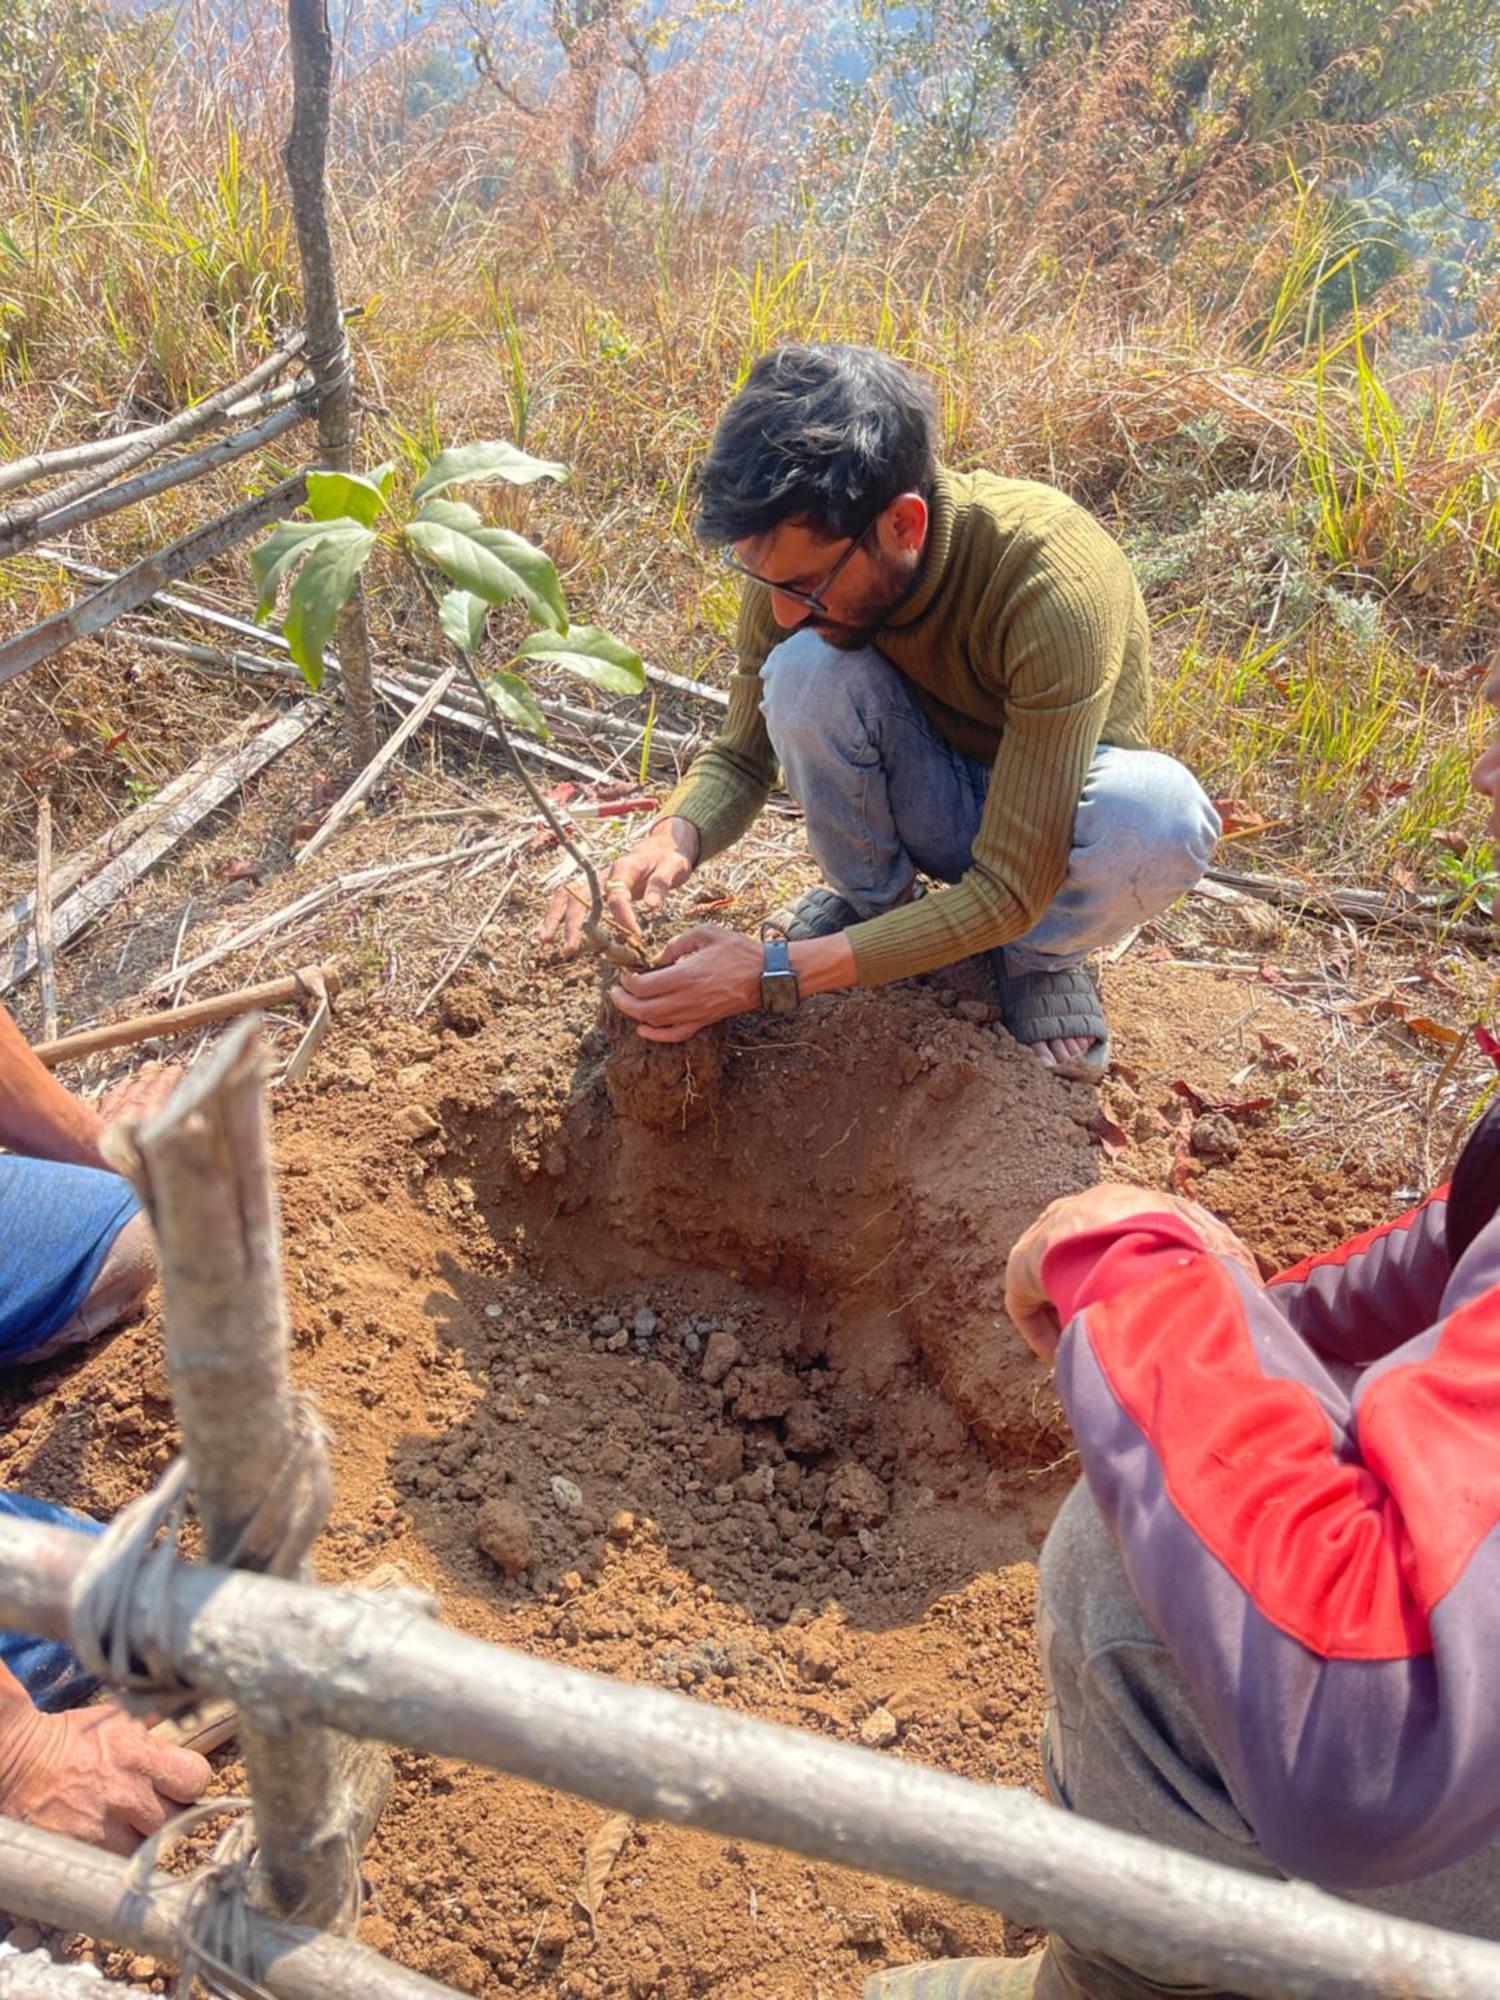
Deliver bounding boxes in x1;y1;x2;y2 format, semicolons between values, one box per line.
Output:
0;0;1495;886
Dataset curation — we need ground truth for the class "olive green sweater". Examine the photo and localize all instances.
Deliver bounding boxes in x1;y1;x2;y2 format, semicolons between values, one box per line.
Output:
665;467;1153;987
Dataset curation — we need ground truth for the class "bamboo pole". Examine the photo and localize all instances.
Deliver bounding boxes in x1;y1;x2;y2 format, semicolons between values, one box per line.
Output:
33;963;340;1068
0;1817;462;2000
0;480;308;688
6;1519;1500;2000
2;704;320;995
284;0;377;767
0;334;307;531
116;1021;388;1927
0;401;313;560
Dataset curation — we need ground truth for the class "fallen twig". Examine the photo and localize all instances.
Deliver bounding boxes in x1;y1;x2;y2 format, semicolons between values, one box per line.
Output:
33;797;57;1041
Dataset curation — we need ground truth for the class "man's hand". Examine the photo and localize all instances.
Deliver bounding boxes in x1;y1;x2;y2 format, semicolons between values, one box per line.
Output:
98;1062;183;1131
0;1699;210;1855
540;817;700;957
1005;1186;1260;1362
608;926;761;1043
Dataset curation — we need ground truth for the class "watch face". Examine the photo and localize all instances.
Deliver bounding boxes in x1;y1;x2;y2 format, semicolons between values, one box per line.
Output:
760;971;799;1017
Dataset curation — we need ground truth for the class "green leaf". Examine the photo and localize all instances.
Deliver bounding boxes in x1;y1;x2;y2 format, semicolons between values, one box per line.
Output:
516;624;645;695
280;525;377;688
414;496;484;532
412;440;568;505
249;519;354;622
305;467;391;527
439;588;489;657
405;517;566;632
485;671;549;739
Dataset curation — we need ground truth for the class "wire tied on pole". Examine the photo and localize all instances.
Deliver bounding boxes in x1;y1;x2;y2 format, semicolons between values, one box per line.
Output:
68;1396;332;1721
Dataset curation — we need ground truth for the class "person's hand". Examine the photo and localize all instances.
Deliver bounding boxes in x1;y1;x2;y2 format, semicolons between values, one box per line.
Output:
608;925;761;1043
97;1062;183;1130
0;1700;210;1855
1005;1186;1260;1362
540;818;700;957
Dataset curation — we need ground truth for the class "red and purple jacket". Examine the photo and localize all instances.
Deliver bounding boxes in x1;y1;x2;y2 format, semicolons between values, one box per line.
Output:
1046;1189;1500;1890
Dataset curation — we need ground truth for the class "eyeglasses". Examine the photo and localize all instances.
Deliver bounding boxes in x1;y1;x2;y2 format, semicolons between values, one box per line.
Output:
721;518;875;615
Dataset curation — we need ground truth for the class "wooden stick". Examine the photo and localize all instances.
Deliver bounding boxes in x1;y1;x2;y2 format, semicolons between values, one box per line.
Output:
375;672;634;786
295;666;457;866
0;401;313;560
1;705;321;994
0;721;266;958
0;1815;462;2000
285;0;376;766
0;334;307;530
6;1521;1500;2000
416;864;523;1016
0;479;308;688
33;797;57;1042
120;1021;389;1927
33;963;340;1067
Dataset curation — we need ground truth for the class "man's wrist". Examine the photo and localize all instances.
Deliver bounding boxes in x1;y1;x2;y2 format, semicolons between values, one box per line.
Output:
788;932;857;998
652;815;701;869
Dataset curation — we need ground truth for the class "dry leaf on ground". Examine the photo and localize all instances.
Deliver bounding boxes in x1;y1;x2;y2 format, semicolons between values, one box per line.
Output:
576;1812;635;1939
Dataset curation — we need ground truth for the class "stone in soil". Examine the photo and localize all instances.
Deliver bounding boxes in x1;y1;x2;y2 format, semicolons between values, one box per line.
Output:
473;1498;532;1576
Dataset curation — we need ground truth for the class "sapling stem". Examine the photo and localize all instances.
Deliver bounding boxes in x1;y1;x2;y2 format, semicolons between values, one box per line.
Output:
406;559;644;966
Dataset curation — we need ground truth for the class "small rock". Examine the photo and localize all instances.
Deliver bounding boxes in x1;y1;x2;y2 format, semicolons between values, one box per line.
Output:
593;1312;622;1336
700;1328;743;1387
783;1397;833;1457
396;1104;441;1141
474;1498;532;1576
1190;1111;1241;1160
343;1045;376;1088
822;1461;890;1536
484;1303;505;1320
732;1362;797;1422
607;1509;636;1543
858;1705;899;1749
683;1331;702;1355
633;1307;659;1340
698;1432;745;1485
955;997;997;1022
606;1329;629;1352
397;1062;432;1091
550;1475;584;1514
6;1925;42;1953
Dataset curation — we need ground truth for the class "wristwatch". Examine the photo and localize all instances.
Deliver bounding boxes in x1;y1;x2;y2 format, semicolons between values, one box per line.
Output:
760;935;801;1016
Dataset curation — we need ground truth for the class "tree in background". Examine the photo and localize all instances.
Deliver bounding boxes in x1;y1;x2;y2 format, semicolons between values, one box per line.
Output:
840;0;1499;227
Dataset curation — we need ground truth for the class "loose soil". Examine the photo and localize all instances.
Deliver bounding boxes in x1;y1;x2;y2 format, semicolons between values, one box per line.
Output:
0;949;1411;1997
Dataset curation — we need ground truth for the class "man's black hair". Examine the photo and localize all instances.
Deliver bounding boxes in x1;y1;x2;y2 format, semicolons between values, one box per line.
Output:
1447;1096;1500;1265
694;343;939;547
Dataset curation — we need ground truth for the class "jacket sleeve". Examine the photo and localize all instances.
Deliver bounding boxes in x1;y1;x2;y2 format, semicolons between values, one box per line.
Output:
1047;1208;1500;1890
1263;1188;1452;1366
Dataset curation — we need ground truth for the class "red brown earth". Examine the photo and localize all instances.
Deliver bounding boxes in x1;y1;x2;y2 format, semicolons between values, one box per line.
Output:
0;953;1401;1997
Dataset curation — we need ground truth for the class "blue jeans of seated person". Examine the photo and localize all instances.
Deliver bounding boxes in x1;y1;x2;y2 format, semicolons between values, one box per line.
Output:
759;630;1219;974
0;1493;102;1710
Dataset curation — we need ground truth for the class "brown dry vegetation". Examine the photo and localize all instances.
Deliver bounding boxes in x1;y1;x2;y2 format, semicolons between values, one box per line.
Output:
0;0;1496;899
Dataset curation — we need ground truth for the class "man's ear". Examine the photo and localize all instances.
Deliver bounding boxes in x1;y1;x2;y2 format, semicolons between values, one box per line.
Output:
878;491;928;555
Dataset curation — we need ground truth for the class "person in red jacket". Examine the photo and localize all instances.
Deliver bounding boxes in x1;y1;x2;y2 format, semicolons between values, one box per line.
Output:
869;739;1500;1997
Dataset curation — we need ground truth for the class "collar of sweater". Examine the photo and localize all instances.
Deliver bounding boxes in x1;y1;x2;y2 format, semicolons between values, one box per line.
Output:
879;464;961;631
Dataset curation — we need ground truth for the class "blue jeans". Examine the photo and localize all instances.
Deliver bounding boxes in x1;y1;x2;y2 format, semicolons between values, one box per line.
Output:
760;631;1219;972
0;1492;101;1710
